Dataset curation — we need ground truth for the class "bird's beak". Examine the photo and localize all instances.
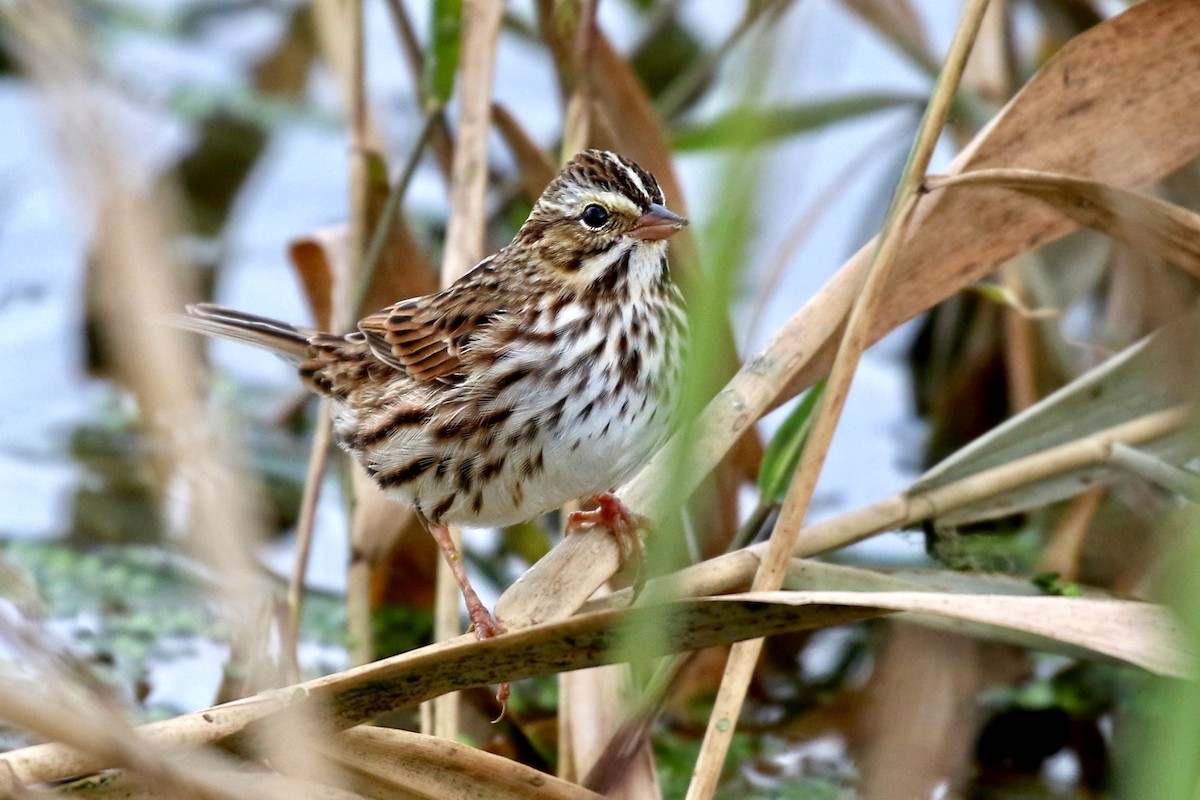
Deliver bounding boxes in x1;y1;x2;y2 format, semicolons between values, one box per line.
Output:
632;203;689;241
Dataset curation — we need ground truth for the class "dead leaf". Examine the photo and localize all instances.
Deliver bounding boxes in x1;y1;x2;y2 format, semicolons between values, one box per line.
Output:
928;168;1200;280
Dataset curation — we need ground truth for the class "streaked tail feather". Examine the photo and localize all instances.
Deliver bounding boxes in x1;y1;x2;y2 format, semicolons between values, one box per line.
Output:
179;303;315;362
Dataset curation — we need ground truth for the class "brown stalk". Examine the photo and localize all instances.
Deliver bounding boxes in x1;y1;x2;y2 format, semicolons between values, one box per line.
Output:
3;0;279;686
560;0;599;162
684;2;993;794
428;0;505;741
0;3;320;787
338;0;374;669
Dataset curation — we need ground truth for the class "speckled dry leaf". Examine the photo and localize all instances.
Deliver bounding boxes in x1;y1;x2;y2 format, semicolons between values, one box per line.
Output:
928;168;1200;279
0;599;881;785
328;726;605;800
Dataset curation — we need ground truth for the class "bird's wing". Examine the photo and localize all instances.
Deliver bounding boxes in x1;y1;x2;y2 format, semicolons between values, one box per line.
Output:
356;255;510;384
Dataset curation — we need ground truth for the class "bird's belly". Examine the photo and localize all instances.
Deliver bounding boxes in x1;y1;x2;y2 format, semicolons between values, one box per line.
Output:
344;383;671;530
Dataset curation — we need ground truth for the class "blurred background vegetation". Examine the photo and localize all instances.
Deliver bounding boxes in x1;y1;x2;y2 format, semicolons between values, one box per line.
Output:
1;1;1199;798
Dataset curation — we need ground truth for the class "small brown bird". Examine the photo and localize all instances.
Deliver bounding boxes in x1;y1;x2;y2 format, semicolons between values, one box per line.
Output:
181;150;689;639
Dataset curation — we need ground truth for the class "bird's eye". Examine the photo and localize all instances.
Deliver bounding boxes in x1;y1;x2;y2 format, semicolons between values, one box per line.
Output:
580;204;610;229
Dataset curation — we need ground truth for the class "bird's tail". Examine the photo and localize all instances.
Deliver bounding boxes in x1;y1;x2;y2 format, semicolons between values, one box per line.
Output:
178;303;315;362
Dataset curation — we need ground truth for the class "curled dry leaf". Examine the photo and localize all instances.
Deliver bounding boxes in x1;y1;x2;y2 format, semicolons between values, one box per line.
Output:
777;0;1200;406
927;168;1200;280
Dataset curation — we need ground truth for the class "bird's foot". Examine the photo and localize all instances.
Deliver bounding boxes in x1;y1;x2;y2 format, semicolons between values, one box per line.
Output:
468;601;508;640
567;492;647;569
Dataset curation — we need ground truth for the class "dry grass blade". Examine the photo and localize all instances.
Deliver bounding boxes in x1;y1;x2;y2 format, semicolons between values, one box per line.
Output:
928;168;1200;279
42;771;373;800
327;726;605;800
4;0;283;704
429;0;504;740
441;0;504;283
0;601;883;786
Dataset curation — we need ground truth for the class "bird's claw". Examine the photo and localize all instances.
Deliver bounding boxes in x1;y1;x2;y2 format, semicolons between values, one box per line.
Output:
567;492;647;572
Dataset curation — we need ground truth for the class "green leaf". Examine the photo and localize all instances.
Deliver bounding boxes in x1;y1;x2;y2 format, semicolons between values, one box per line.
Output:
758;381;826;504
424;0;463;107
672;93;920;150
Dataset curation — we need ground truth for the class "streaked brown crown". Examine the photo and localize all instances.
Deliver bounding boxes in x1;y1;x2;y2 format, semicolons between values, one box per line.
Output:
355;150;679;383
539;149;665;213
513;150;670;276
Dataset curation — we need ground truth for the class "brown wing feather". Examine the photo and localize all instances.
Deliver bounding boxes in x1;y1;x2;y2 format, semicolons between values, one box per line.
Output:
356;255;513;383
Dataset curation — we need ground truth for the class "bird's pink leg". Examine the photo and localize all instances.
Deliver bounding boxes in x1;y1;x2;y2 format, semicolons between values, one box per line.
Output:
428;522;510;710
566;492;647;565
427;523;507;640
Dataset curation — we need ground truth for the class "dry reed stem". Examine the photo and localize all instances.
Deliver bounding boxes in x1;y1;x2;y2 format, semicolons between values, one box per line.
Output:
3;0;286;700
683;3;993;794
428;0;505;741
0;2;345;793
342;4;377;671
